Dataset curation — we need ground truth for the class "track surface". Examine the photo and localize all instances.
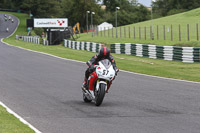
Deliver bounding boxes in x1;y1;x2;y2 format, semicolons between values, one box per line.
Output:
0;13;200;133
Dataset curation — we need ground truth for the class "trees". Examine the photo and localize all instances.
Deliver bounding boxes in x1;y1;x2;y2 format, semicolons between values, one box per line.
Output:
103;0;120;12
61;0;102;29
0;0;23;10
102;0;150;26
130;0;138;6
0;0;150;30
1;0;200;29
20;0;63;18
152;0;200;17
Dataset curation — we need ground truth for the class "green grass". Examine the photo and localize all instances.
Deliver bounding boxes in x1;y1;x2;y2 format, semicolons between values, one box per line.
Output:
77;8;200;47
0;105;34;133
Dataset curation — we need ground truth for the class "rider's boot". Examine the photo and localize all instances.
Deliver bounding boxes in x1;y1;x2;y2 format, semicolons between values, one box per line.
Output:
81;77;88;91
88;90;95;99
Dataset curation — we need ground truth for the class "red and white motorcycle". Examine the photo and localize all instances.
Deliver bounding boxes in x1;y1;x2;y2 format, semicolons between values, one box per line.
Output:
82;59;117;106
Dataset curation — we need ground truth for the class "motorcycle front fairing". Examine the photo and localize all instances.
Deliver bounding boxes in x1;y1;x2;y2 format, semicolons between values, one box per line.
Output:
96;60;115;81
83;59;117;106
89;59;115;92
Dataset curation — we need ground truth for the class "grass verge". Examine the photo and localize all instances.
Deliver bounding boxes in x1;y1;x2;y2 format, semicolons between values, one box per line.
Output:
0;105;34;133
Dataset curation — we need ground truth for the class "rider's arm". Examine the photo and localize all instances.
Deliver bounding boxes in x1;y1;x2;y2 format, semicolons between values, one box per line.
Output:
108;54;118;71
86;54;98;67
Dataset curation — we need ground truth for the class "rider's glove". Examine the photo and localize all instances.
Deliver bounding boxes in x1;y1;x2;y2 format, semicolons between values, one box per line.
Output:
86;61;92;67
115;68;119;76
89;65;95;73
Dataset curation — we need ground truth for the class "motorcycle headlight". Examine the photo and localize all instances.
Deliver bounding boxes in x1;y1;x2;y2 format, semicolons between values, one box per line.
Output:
97;70;102;76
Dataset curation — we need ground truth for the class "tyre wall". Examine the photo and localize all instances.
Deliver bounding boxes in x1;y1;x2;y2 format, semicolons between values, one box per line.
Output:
64;40;103;53
110;43;200;63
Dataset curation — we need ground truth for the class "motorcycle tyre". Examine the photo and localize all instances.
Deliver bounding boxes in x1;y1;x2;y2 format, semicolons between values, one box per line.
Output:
95;83;106;106
83;93;92;103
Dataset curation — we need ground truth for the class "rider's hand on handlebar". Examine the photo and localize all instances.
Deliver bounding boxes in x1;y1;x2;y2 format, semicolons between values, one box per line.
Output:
115;68;119;76
89;65;95;73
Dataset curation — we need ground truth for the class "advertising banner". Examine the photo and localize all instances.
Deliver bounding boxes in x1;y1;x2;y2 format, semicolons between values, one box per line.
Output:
34;18;68;28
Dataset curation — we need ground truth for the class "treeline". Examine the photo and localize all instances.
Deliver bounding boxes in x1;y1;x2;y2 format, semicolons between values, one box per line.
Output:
1;0;200;30
0;0;150;30
152;0;200;17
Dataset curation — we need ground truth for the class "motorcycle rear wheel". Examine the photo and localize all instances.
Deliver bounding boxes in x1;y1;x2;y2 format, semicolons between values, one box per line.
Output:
95;83;106;106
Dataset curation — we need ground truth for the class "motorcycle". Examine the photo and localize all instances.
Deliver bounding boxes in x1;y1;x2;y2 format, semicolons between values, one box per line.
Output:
82;59;117;106
6;27;9;32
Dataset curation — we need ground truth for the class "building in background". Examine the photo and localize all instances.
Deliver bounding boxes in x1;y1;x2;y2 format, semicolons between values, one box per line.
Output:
98;22;113;31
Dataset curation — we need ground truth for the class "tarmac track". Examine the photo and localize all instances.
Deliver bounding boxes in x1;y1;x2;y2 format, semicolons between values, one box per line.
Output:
0;13;200;133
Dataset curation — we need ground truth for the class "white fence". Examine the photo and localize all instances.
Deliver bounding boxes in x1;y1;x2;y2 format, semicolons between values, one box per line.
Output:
16;35;49;45
16;35;40;44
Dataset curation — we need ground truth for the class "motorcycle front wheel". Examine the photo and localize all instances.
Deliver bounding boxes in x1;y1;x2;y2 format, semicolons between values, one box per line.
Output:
95;83;106;106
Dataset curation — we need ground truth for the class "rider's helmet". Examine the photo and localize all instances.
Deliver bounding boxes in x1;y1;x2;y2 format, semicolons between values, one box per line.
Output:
99;46;110;58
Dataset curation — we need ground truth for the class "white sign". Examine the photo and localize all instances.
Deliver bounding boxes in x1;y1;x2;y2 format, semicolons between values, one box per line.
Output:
34;18;68;28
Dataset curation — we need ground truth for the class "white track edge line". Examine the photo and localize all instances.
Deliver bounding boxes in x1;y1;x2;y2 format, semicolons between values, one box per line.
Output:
119;70;200;84
0;101;42;133
3;40;200;85
0;14;42;133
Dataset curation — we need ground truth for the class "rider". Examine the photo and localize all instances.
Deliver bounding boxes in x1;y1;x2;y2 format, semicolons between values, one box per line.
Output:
82;46;119;91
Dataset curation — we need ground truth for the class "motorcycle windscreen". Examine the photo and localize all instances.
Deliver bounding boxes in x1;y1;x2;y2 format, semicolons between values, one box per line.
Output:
100;59;111;69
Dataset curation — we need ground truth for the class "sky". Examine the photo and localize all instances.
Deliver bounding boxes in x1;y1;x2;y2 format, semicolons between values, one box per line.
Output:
98;0;153;8
138;0;152;7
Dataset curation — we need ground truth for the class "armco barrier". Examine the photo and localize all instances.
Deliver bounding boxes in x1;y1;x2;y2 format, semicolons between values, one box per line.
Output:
43;39;48;46
16;35;40;44
110;43;200;63
64;40;103;53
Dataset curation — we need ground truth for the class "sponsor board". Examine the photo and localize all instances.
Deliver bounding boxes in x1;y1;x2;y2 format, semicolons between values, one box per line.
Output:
34;18;68;28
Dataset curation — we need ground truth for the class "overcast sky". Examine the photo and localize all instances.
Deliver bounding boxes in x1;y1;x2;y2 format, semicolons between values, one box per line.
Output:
138;0;152;7
98;0;152;7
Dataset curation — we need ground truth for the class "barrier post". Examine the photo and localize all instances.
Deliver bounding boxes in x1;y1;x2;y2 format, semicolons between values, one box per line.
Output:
120;27;121;38
157;25;159;40
197;24;199;41
112;28;113;38
101;27;102;37
171;24;173;41
104;27;105;37
139;27;141;40
108;27;109;37
179;24;181;41
187;24;190;41
163;25;165;40
124;27;126;38
145;27;146;40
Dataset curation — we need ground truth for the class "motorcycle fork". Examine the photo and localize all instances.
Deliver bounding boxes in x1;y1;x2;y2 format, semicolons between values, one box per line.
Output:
95;80;108;92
